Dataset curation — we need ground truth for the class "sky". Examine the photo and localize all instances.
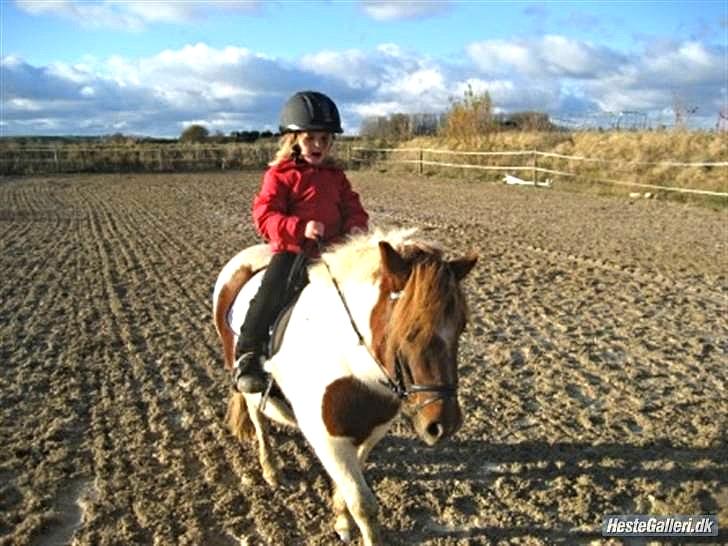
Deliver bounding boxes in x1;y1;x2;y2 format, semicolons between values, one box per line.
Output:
1;0;726;137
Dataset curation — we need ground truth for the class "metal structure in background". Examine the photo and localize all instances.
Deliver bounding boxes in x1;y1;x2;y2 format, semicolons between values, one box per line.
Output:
717;107;728;132
553;111;654;131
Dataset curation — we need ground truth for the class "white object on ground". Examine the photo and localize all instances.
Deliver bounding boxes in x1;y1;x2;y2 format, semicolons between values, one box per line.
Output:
504;174;552;188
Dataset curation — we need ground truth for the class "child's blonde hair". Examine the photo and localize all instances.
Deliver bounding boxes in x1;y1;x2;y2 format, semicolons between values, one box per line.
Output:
268;133;338;167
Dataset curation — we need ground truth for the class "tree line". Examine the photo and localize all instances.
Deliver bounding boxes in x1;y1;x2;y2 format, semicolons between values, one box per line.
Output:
360;87;555;140
176;87;556;144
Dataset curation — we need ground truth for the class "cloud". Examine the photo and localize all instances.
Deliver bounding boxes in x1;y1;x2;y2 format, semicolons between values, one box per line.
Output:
467;35;626;79
14;0;261;30
359;0;451;21
1;36;723;136
452;78;564;114
583;41;725;116
464;36;724;126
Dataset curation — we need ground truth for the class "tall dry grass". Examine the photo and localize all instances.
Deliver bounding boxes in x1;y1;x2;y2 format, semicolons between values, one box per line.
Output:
362;131;727;205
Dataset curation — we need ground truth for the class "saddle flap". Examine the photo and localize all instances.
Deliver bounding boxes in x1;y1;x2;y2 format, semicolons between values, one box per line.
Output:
267;291;302;358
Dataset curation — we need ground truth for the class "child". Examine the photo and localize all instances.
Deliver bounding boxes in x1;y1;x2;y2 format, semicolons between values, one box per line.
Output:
234;91;369;393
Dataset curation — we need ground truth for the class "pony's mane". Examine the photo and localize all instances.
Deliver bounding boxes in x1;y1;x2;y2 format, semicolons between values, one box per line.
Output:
309;226;469;362
308;227;441;285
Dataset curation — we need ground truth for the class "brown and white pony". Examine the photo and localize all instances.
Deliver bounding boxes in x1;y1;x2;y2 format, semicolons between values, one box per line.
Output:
212;229;476;545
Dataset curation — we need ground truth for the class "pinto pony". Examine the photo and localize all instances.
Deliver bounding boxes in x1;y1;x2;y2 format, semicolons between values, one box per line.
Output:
212;229;477;545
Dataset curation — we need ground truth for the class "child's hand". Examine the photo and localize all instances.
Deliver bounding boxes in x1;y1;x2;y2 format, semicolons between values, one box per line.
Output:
304;220;325;240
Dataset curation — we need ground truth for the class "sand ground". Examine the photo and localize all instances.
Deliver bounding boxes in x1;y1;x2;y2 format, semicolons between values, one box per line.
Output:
0;170;725;545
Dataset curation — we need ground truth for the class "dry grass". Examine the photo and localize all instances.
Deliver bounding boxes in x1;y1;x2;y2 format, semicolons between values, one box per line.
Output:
361;131;728;207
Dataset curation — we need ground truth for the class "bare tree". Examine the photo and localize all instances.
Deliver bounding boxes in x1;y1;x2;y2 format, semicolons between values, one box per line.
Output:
672;92;698;130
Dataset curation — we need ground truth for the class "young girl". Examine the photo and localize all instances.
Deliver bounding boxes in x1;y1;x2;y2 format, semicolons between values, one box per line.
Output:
234;91;369;393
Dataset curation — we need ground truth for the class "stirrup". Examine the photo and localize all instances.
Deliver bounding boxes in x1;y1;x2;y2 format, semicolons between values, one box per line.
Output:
233;352;268;393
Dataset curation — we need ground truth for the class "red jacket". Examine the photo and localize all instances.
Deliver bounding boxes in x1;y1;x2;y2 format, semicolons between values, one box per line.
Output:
252;158;369;254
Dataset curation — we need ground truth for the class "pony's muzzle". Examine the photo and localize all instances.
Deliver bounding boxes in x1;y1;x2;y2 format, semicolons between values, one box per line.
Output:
414;399;462;446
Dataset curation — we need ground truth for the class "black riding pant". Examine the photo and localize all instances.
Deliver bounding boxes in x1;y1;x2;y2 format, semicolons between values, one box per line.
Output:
236;251;305;356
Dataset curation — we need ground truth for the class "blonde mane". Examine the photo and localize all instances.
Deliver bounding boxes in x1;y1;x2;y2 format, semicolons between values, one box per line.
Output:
308;227;437;285
308;227;469;368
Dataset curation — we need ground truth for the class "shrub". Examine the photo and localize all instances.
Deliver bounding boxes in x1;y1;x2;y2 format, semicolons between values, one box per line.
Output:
180;124;209;143
441;85;493;141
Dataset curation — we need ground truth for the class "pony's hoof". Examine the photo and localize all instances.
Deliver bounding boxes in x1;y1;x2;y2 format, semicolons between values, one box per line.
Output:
334;515;354;543
335;528;351;543
262;468;280;488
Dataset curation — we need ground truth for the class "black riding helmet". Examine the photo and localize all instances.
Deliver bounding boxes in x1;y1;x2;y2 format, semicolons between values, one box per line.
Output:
279;91;343;134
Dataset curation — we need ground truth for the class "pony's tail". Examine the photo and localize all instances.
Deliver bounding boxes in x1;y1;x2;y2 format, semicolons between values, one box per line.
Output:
226;390;255;442
214;264;253;371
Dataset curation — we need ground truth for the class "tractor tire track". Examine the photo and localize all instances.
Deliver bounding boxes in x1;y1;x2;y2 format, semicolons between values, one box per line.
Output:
73;183;315;544
106;187;324;544
0;191;89;546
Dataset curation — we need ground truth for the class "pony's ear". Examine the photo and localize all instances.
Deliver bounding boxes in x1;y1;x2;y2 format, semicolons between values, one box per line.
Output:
449;254;477;281
379;241;410;282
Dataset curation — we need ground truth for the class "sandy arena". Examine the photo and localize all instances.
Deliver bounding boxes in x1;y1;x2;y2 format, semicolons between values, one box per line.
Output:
0;170;725;545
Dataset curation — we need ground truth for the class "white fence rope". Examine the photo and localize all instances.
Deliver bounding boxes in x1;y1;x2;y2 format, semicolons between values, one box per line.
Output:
351;147;728;197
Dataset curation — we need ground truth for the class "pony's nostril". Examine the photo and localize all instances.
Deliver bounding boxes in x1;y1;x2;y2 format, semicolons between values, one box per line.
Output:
426;422;443;441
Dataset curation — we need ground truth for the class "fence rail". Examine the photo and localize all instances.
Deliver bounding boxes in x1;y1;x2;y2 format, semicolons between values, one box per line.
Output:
0;144;279;174
351;147;728;198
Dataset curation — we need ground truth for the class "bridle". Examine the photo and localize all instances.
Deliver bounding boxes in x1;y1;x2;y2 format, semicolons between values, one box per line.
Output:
318;244;458;415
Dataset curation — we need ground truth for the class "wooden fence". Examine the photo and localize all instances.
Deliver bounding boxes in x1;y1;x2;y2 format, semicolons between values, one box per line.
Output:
351;147;728;198
0;144;279;175
2;143;726;198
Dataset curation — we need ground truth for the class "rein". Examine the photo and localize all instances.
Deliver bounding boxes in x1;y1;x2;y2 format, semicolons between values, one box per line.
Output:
316;239;457;413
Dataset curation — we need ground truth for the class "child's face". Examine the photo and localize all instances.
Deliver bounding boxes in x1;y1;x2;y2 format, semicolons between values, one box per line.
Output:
297;131;333;165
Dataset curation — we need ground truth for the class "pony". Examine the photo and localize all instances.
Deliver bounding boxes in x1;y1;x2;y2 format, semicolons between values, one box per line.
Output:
212;229;477;545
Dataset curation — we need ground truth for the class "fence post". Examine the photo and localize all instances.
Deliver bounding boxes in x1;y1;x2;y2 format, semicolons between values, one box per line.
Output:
532;151;538;184
418;148;423;175
54;147;60;172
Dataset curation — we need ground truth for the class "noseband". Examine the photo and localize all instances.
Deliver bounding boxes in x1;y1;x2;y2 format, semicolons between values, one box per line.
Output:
391;351;458;416
319;255;458;415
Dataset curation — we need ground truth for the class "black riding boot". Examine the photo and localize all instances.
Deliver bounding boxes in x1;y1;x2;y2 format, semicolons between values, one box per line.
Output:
233;350;268;393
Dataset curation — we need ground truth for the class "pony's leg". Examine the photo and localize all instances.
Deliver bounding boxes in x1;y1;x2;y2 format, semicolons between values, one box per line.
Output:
329;420;395;543
332;485;354;543
244;394;281;488
315;438;381;546
357;421;391;466
330;438;377;543
342;421;394;541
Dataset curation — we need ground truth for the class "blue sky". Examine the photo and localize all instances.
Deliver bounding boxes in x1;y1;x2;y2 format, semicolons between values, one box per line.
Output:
1;0;726;136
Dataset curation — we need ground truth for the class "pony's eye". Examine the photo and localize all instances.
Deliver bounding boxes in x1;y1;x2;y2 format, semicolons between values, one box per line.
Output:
430;335;446;353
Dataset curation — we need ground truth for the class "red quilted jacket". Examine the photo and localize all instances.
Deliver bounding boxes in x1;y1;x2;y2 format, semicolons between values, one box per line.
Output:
251;158;369;254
